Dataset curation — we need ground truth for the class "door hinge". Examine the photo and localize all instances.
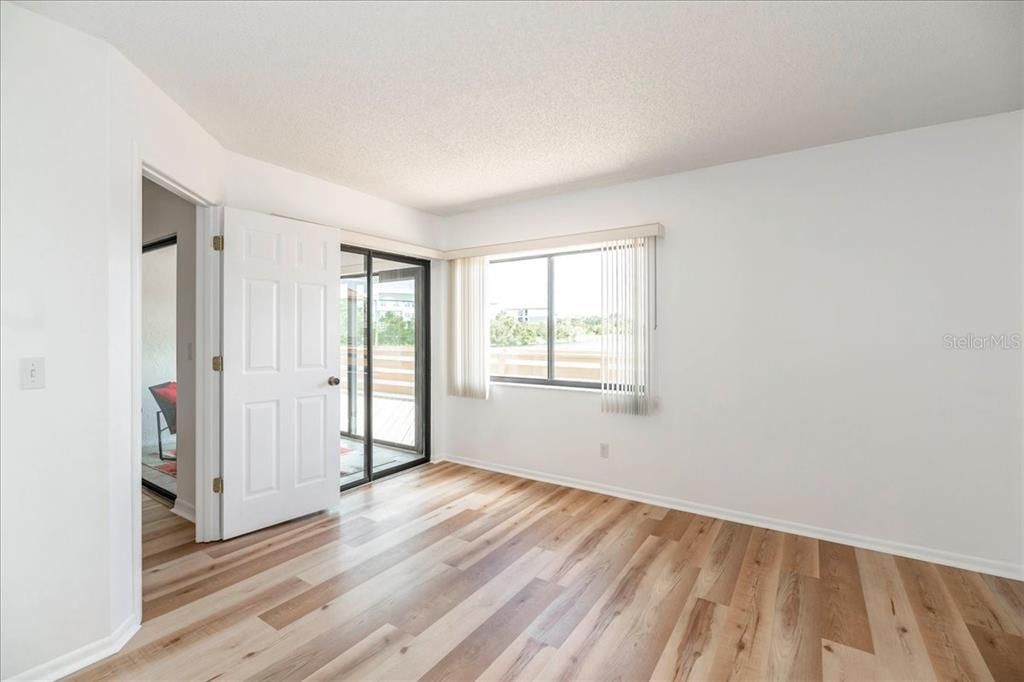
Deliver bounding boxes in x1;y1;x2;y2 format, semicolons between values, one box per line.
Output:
212;477;223;494
212;355;223;372
212;235;224;251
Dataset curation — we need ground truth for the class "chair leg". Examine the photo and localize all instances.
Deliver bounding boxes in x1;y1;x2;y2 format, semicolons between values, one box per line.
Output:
157;412;165;460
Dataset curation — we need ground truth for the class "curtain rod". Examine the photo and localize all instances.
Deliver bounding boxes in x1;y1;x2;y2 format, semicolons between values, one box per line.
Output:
268;212;662;261
443;222;664;260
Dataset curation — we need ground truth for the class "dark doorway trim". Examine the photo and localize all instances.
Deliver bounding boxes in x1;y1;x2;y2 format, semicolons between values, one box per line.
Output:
142;234;177;252
142;478;177;502
339;245;431;493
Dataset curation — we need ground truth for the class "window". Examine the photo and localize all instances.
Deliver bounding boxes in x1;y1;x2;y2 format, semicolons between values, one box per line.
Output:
552;250;601;382
488;256;548;380
488;249;602;387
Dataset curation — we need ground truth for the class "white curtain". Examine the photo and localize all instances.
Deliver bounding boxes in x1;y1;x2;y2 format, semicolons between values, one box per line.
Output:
601;237;654;415
448;256;490;399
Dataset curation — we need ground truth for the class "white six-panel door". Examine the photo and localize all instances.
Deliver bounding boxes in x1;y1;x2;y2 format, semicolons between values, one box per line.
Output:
221;208;341;539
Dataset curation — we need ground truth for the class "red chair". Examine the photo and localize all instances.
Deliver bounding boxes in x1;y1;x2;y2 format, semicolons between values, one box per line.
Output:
148;381;178;461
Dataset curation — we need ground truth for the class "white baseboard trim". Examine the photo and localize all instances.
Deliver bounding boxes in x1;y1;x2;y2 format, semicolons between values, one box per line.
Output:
10;612;139;681
171;498;196;523
441;454;1023;581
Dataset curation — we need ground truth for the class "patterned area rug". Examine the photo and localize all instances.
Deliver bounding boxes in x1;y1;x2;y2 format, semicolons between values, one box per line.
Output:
340;445;361;477
141;448;177;497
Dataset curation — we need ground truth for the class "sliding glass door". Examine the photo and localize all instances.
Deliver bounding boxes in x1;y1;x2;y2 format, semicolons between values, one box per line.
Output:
339;247;429;490
339;250;370;487
370;256;429;476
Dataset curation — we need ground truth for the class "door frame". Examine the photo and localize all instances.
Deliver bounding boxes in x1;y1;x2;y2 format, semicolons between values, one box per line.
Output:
131;148;220;630
339;244;431;493
194;205;223;543
139;169;221;543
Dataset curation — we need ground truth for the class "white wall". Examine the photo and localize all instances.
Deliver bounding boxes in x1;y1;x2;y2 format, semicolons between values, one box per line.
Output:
1;3;226;675
0;3;443;678
1;5;116;678
224;152;442;249
442;111;1024;579
103;17;227;660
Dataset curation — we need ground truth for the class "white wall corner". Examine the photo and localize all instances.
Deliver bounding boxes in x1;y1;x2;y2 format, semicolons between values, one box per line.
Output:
170;499;196;523
9;612;139;682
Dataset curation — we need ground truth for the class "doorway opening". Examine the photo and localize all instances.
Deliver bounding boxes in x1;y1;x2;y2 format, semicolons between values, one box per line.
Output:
140;178;197;517
141;235;178;499
339;247;430;490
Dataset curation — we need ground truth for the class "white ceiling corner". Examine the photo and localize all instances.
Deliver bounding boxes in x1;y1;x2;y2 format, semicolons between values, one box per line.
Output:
19;0;1024;215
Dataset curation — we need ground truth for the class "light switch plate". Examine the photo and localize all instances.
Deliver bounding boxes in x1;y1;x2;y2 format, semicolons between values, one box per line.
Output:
19;357;45;389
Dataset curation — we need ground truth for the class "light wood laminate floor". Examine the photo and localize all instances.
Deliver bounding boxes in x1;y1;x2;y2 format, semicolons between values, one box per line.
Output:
78;463;1023;681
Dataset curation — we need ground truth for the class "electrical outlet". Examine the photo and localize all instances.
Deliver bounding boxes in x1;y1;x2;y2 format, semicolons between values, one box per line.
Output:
599;443;610;459
19;357;45;390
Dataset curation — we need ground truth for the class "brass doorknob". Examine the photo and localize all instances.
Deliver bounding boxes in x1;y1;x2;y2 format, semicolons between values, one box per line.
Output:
328;376;341;386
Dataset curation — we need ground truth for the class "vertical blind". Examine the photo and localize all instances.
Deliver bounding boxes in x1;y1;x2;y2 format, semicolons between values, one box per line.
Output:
447;256;490;399
601;237;654;415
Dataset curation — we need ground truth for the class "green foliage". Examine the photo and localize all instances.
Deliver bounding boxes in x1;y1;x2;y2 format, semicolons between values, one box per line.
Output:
339;300;366;345
490;311;545;347
555;315;603;342
342;306;612;350
490;311;605;347
340;304;415;347
374;311;416;346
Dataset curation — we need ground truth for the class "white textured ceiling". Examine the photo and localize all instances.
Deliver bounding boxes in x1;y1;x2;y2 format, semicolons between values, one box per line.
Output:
20;1;1024;215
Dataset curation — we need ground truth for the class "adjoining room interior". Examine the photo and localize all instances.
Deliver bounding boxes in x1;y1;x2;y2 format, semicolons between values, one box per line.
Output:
141;236;178;497
140;178;197;517
2;2;1022;681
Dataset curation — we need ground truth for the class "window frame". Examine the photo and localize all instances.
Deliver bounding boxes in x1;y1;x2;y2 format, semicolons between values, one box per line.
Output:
489;248;602;390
